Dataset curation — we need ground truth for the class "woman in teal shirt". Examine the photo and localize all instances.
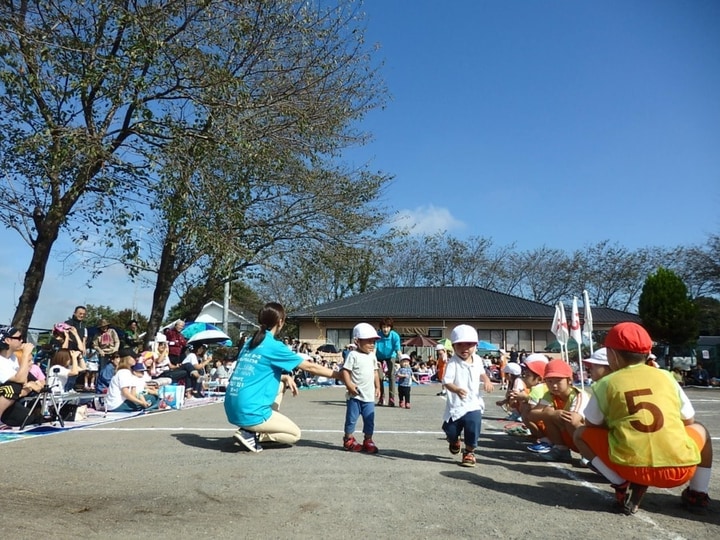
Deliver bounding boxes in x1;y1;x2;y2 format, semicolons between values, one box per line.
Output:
225;302;339;452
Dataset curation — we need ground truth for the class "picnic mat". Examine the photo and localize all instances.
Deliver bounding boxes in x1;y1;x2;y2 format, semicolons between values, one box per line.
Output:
0;394;224;445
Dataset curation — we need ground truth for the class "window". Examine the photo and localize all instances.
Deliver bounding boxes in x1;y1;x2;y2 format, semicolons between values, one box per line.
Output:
477;330;503;348
427;327;443;339
533;330;554;353
506;330;532;352
326;328;353;349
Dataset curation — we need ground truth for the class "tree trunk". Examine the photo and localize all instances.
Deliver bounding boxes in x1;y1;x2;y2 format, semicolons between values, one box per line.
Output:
12;219;62;330
144;236;181;349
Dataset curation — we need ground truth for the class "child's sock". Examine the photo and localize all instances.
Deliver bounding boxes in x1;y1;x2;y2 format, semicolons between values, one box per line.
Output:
591;457;625;485
688;467;711;493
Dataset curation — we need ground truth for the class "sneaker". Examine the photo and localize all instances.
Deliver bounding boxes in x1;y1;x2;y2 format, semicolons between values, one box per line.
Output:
405;403;411;409
436;390;446;396
343;436;363;452
527;441;552;454
388;399;395;407
540;446;572;462
399;401;406;408
234;429;263;453
681;487;710;514
460;451;476;467
362;438;379;454
612;481;647;515
376;400;385;406
448;440;461;455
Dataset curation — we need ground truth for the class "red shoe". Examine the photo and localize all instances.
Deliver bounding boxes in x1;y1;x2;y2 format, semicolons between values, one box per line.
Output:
399;401;406;408
362;438;379;454
681;487;710;514
388;398;395;407
405;403;411;409
343;436;362;452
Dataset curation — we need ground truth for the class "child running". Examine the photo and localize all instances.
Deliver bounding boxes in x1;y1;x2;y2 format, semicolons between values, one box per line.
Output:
575;322;713;515
341;322;381;453
442;324;495;467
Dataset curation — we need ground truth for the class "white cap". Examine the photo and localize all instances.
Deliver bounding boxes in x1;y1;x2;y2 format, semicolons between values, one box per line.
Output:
154;333;167;343
524;353;549;364
347;343;357;349
435;343;446;351
352;322;379;340
583;347;609;366
503;363;521;376
450;324;478;344
648;353;657;360
400;353;411;360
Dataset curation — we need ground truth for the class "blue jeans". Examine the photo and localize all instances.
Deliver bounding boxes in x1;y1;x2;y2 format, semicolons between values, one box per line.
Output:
344;398;375;437
110;393;160;413
442;409;482;448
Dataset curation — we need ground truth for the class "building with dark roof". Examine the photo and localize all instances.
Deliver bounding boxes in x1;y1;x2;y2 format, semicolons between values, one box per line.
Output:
290;286;640;353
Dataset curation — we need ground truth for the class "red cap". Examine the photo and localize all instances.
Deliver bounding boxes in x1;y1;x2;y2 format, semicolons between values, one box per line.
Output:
604;322;652;354
544;359;573;379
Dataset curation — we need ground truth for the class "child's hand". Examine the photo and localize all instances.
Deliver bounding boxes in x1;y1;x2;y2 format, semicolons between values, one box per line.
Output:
456;388;467;399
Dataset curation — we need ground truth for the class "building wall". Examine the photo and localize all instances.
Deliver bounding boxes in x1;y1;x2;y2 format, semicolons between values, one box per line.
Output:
297;319;612;354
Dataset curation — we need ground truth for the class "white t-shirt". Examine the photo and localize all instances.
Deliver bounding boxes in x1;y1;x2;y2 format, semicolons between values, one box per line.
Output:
105;369;137;410
0;353;19;383
442;353;486;422
342;350;378;402
182;352;198;366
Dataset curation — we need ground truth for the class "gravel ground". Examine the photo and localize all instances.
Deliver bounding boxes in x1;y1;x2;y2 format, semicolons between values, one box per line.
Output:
2;383;719;539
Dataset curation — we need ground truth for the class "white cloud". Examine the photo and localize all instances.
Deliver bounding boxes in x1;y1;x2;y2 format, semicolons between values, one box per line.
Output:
392;204;465;236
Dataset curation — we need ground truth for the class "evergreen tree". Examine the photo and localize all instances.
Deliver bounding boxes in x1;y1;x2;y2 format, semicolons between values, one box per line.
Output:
638;267;698;345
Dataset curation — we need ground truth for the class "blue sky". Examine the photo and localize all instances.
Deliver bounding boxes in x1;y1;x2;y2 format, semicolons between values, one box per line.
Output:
2;0;719;329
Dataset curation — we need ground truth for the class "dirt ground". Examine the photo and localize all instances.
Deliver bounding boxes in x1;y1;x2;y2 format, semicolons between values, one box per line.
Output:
2;383;719;539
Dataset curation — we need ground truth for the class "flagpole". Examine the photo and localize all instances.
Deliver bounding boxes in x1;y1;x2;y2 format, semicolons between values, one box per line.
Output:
571;296;586;390
583;289;594;355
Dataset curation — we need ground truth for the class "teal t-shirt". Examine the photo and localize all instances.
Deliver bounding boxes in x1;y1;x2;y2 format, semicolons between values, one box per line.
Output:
224;331;304;427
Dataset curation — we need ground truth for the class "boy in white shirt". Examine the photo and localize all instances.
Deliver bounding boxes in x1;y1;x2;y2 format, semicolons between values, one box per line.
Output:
341;323;381;453
442;325;494;467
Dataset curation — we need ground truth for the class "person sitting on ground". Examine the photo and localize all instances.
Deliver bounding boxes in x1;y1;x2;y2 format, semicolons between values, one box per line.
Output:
526;359;589;462
0;326;47;427
672;367;685;386
508;355;548;439
496;362;526;421
154;340;171;374
688;363;710;387
46;349;84;394
574;322;713;515
105;352;155;412
96;351;120;393
129;362;160;410
182;343;212;396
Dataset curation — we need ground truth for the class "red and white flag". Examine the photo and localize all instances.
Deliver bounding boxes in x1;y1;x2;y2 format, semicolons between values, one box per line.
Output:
551;302;569;344
570;296;582;345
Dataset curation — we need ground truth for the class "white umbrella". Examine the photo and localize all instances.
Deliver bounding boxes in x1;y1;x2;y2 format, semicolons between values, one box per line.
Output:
187;329;232;346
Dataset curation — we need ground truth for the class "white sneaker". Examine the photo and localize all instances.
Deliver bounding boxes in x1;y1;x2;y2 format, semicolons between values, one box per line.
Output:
234;429;263;452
